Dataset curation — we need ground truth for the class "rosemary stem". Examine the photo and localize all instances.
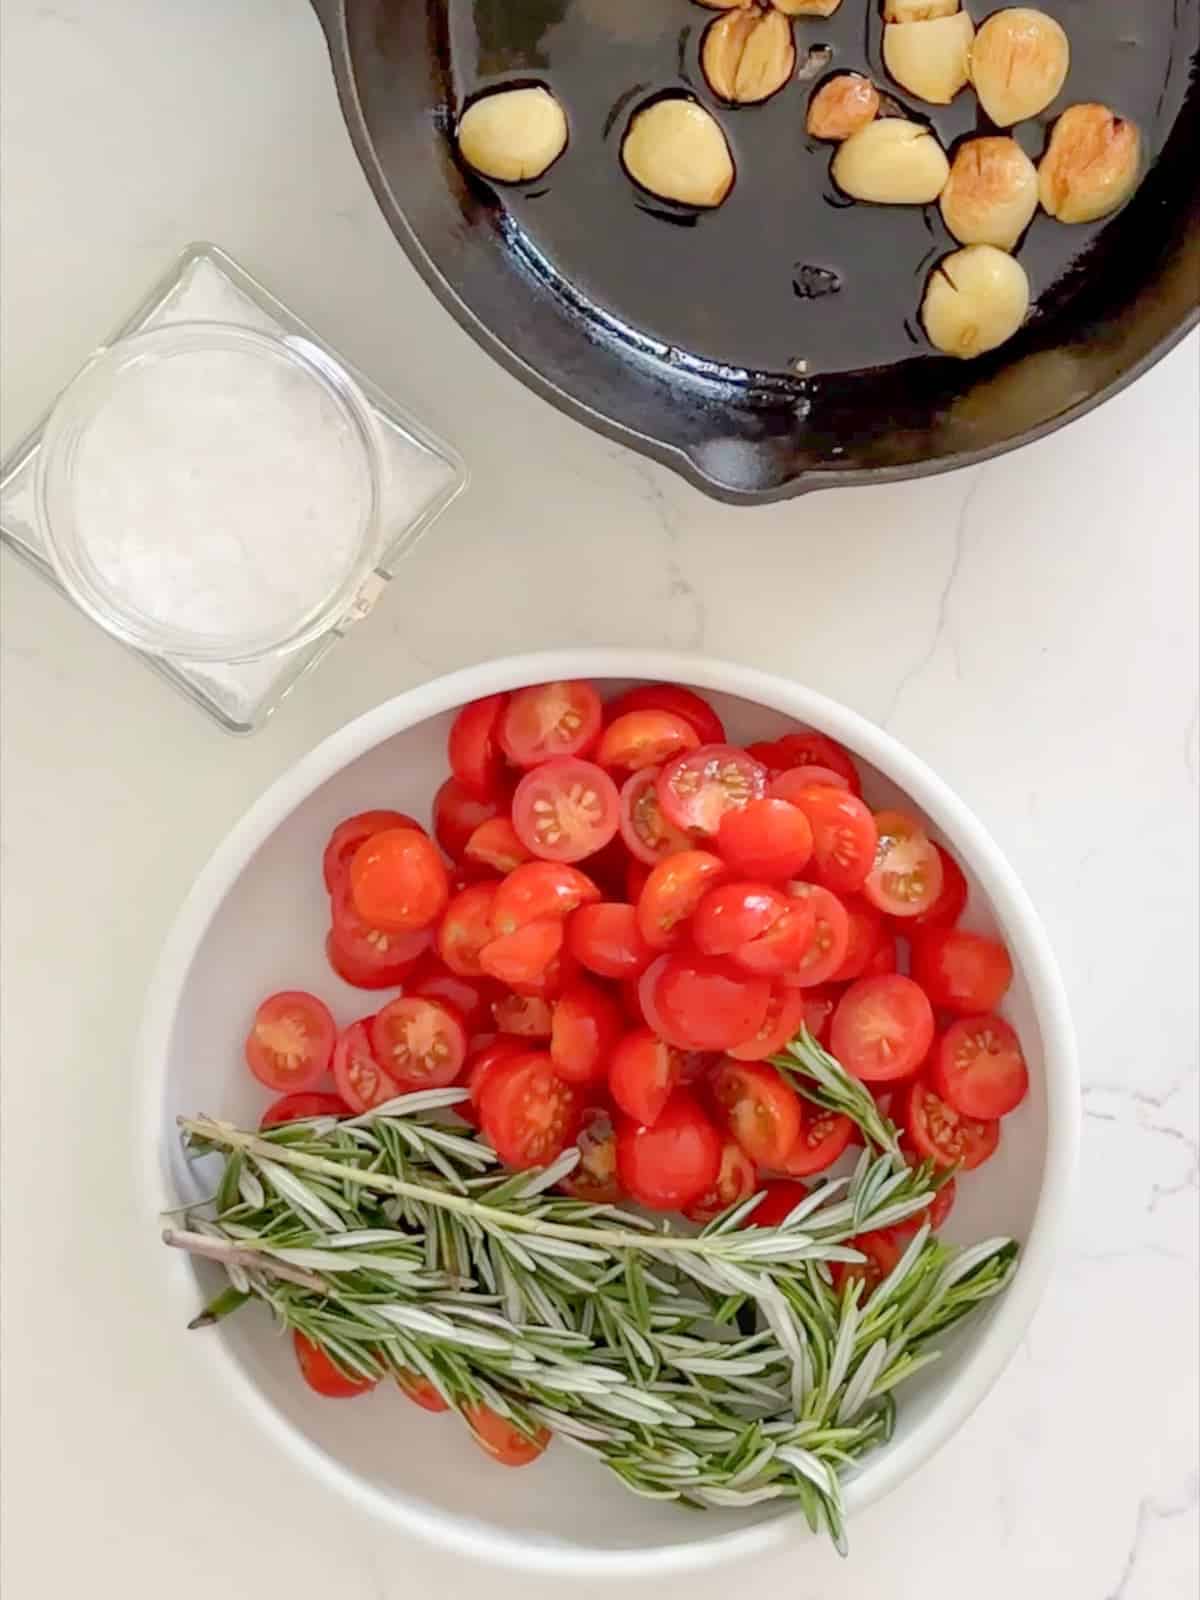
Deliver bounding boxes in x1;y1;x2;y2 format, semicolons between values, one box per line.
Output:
162;1225;329;1292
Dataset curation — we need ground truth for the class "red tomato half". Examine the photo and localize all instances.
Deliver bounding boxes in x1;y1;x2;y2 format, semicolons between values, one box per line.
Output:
657;744;768;837
596;710;700;771
830;975;935;1083
461;1036;532;1125
773;1108;854;1176
260;1092;350;1129
863;811;944;919
685;1140;756;1222
769;764;851;797
747;1179;810;1228
294;1332;376;1399
567;902;655;981
910;929;1014;1014
480;919;564;988
693;881;815;978
786;786;878;895
781;883;850;988
499;680;603;768
932;1014;1029;1120
433;777;501;862
462;1402;551;1467
769;732;861;794
332;1018;400;1112
559;1105;622;1203
904;843;968;930
615;1090;722;1211
511;759;620;864
828;897;888;984
408;960;500;1037
322;810;424;893
640;953;771;1052
479;1052;584;1168
799;985;837;1046
604;684;726;747
902;1077;1000;1170
350;828;449;933
711;1059;804;1169
608;1027;682;1125
371;997;467;1089
464;817;530;876
328;888;433;989
396;1370;450;1413
244;991;336;1093
492;861;601;936
636;850;728;950
831;1230;903;1299
448;693;509;799
437;882;499;977
716;798;814;882
726;983;807;1061
618;767;694;865
550;981;622;1085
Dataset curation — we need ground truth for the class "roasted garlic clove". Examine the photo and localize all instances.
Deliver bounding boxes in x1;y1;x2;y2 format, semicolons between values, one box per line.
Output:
922;244;1030;357
883;0;958;19
806;73;881;141
694;0;755;9
702;7;796;105
832;118;950;204
969;8;1070;128
939;136;1038;248
1038;103;1141;223
457;87;568;183
774;0;845;15
622;98;735;208
883;12;975;104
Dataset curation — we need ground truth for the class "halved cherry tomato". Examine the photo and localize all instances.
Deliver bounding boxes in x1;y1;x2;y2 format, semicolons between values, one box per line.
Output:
640;953;771;1052
910;929;1013;1014
710;1059;804;1169
618;767;694;865
692;880;815;978
620;978;647;1026
350;828;448;934
322;810;425;893
604;684;726;747
492;993;555;1038
596;710;700;771
831;975;934;1083
499;680;603;768
511;759;620;864
781;883;850;988
727;983;807;1061
433;777;501;861
799;985;837;1046
479;1051;584;1168
746;1178;810;1228
769;732;861;794
558;1105;622;1203
746;741;793;779
608;1027;682;1125
657;744;768;836
769;764;851;797
332;1018;400;1112
448;693;509;799
902;1077;1000;1170
370;996;467;1089
464;817;530;876
831;1229;903;1299
863;931;899;978
461;1036;532;1124
903;843;968;930
260;1092;350;1129
437;882;499;977
550;980;622;1085
567;902;655;981
636;850;727;950
785;786;877;895
625;857;651;904
492;862;601;936
396;1370;449;1412
328;886;433;989
408;959;500;1037
685;1140;756;1222
829;897;888;984
615;1090;722;1211
506;948;578;1001
932;1014;1028;1120
244;991;336;1092
716;797;814;882
895;1166;958;1236
294;1332;376;1398
863;811;944;918
773;1107;854;1176
480;919;564;987
462;1402;551;1467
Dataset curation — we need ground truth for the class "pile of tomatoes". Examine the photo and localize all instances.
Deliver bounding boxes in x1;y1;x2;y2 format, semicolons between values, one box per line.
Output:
243;680;1031;1420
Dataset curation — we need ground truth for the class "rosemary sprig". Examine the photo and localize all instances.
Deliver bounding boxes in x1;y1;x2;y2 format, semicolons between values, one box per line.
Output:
771;1028;903;1155
165;1064;1017;1554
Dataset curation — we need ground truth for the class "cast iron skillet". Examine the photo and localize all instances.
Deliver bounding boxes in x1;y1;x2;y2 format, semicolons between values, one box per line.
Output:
310;0;1199;505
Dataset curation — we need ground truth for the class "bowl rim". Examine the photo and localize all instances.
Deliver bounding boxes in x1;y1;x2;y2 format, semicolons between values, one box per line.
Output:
137;648;1079;1577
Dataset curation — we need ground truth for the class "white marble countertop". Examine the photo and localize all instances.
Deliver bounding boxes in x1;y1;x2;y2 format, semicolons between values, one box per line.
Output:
2;4;1196;1597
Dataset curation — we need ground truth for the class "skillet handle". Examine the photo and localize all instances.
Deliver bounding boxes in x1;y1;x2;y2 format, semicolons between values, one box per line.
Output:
308;0;343;45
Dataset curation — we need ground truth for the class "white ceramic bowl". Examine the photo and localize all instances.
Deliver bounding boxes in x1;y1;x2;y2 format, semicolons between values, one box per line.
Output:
138;649;1078;1577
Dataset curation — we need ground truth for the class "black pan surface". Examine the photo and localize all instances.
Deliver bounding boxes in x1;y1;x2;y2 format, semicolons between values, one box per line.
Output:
313;0;1200;502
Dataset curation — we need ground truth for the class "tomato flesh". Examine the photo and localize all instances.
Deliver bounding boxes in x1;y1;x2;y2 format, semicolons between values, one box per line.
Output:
511;759;620;864
618;767;694;865
781;883;850;988
463;1402;551;1467
492;993;555;1038
932;1013;1028;1119
685;1140;756;1222
349;827;448;933
768;732;861;793
657;745;768;837
293;1332;376;1398
717;798;814;882
910;929;1014;1014
448;693;509;799
711;1059;804;1169
786;785;878;895
245;991;336;1093
567;901;655;980
260;1092;350;1129
492;862;601;936
831;975;935;1084
332;1018;400;1112
464;817;530;875
604;684;726;747
831;1230;903;1300
433;777;501;862
828;897;888;984
596;709;700;771
549;980;622;1085
396;1370;450;1412
328;886;433;988
480;919;565;987
726;983;807;1061
615;1090;722;1211
437;882;499;977
863;810;944;918
640;952;771;1052
559;1105;622;1203
499;680;603;768
608;1027;682;1125
322;810;424;894
903;843;968;930
480;1051;584;1168
636;850;728;950
370;997;467;1089
902;1077;1001;1170
773;1108;854;1176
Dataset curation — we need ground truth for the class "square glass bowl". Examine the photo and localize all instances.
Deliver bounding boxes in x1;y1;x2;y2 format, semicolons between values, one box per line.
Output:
0;244;467;732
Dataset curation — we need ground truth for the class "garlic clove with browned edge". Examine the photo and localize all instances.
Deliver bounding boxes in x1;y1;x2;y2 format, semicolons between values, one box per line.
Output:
1038;103;1141;223
940;136;1038;248
833;118;950;204
457;87;569;183
774;0;844;15
922;244;1030;357
969;9;1070;128
884;12;975;104
702;7;796;105
883;0;958;19
807;73;881;141
622;98;735;208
